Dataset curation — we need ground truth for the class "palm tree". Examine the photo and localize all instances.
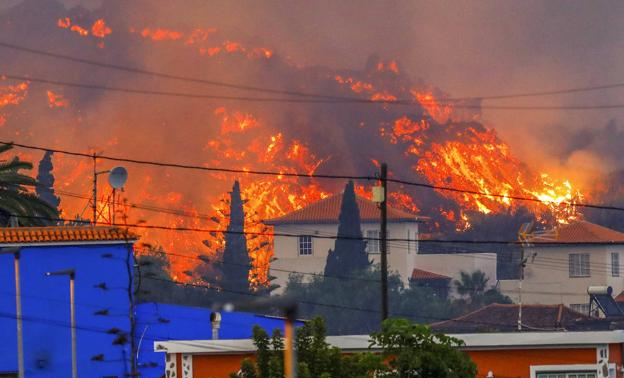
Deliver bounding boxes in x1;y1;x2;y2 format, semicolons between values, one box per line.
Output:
454;270;489;301
0;143;59;226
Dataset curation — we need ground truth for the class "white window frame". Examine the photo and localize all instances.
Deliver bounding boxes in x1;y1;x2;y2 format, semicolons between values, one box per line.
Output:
366;229;380;254
569;253;590;278
298;235;313;256
611;252;620;277
530;364;601;378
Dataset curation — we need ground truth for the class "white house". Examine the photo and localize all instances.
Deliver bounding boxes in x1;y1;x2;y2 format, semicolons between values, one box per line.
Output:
263;192;422;292
499;220;624;314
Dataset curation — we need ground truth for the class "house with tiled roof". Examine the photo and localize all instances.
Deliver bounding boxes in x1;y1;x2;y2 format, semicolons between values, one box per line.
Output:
500;220;624;314
430;303;608;333
409;268;452;299
263;192;422;291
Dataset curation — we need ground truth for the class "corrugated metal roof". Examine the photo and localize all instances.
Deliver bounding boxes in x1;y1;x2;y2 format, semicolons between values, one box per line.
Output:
0;226;138;245
264;193;419;225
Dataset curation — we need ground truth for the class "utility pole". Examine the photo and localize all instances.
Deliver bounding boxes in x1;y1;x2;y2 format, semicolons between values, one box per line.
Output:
1;248;24;378
380;163;389;322
92;153;97;225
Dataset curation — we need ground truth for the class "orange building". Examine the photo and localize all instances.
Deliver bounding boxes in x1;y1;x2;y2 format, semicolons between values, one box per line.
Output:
155;330;624;378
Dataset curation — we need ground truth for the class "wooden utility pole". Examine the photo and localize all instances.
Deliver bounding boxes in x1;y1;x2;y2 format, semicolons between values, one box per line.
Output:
380;163;389;321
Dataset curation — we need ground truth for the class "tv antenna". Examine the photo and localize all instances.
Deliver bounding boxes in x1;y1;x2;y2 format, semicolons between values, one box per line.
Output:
91;154;128;225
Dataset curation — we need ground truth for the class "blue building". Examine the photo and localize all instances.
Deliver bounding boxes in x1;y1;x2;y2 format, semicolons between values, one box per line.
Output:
0;226;137;378
0;226;297;378
136;303;301;378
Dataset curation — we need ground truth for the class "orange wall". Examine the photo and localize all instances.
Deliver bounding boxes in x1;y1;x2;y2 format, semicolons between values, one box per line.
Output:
467;348;596;378
192;353;255;378
182;346;620;378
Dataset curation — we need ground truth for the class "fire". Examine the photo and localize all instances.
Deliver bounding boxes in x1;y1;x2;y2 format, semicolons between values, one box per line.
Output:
57;17;112;47
46;90;69;108
138;28;184;41
412;90;453;124
132;27;273;59
3;16;589;287
91;19;112;39
0;80;28;127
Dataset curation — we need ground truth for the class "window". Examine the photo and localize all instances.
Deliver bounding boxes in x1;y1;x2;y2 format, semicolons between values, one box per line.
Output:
298;235;312;256
612;252;620;277
366;230;380;254
570;303;590;315
537;373;595;378
569;254;590;277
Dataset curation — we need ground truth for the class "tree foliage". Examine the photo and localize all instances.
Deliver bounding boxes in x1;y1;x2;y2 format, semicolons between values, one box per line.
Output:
452;270;512;311
135;246;217;306
35;150;60;212
218;181;252;298
0;143;59;226
370;318;476;378
232;317;384;378
324;180;370;278
232;317;475;378
284;268;511;335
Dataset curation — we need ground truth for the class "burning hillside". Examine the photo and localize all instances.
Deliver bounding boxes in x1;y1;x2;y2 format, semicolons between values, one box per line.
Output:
0;1;586;281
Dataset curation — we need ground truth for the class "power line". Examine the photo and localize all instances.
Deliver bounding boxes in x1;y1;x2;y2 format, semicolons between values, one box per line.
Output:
3;41;624;103
9;212;624;248
4;72;624;110
137;246;615;295
6;140;624;213
12;212;624;247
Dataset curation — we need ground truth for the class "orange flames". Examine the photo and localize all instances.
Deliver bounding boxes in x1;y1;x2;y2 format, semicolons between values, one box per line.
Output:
57;17;111;47
0;80;28;127
46;90;69;108
131;26;273;59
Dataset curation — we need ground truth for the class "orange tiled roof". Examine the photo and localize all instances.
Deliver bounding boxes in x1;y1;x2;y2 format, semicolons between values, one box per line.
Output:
530;221;624;244
264;193;419;225
0;226;138;245
410;268;451;280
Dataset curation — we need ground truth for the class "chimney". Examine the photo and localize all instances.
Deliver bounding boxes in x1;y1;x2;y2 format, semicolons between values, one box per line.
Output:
210;312;222;340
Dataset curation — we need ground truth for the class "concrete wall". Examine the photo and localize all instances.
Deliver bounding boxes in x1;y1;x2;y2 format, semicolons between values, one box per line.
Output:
269;221;419;293
0;243;133;378
413;253;498;297
499;245;624;308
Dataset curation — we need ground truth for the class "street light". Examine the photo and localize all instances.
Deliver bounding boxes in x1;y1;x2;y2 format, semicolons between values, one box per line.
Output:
0;247;23;378
45;269;77;378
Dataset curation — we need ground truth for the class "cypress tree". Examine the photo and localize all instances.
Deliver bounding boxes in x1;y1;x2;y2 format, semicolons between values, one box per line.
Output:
36;150;60;210
220;181;251;296
324;181;370;278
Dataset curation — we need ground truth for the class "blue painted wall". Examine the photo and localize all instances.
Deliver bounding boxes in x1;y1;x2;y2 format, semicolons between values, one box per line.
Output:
0;243;134;378
136;302;299;378
0;243;297;378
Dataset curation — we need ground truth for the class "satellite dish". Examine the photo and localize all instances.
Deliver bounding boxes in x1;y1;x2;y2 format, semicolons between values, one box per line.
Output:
108;166;128;189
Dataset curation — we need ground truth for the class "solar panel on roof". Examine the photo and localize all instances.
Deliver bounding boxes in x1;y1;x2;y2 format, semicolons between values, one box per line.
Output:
590;293;624;317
